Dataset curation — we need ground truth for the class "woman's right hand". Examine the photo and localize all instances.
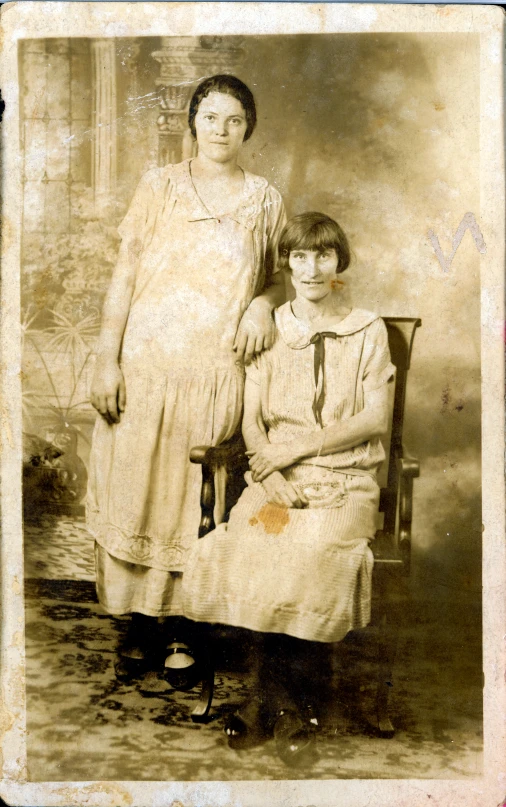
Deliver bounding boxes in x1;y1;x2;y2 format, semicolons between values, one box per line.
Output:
90;358;126;424
260;471;308;509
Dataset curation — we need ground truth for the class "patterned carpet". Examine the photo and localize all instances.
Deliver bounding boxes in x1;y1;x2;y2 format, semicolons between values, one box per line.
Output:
24;512;95;581
24;515;483;782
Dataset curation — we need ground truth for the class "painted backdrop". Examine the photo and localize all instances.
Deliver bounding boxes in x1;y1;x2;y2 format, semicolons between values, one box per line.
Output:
20;33;481;604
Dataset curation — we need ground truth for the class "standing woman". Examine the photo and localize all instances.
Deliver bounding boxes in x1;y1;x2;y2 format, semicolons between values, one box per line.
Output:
86;75;286;675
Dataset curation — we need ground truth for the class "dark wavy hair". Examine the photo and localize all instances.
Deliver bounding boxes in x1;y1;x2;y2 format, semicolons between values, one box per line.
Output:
278;212;351;274
188;74;257;142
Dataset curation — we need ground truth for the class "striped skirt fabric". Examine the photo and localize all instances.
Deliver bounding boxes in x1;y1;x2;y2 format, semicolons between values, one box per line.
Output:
182;468;378;643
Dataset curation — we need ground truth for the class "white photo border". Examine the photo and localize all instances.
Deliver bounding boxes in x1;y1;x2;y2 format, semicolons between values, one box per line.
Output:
0;4;504;805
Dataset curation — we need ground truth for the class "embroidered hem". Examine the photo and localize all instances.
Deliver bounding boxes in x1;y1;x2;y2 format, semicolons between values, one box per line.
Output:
87;508;193;572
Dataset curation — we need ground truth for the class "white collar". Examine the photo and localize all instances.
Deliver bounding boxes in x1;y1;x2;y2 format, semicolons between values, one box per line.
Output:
275;301;380;349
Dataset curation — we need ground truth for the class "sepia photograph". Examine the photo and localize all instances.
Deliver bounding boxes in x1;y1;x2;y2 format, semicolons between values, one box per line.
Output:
0;4;504;806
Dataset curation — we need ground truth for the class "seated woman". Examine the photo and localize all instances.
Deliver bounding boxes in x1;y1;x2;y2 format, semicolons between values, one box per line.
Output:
182;211;395;766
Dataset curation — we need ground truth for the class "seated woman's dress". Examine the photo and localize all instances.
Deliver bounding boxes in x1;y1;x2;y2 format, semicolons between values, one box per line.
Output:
182;302;396;643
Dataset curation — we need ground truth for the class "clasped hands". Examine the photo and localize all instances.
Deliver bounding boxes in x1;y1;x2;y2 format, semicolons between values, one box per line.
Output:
247;443;308;509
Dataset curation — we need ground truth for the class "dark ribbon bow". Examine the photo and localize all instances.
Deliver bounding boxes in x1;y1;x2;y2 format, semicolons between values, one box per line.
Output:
309;332;338;427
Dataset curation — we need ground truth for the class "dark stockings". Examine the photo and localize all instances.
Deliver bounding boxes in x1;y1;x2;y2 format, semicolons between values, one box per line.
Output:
120;613;159;661
244;632;332;724
227;632;330;765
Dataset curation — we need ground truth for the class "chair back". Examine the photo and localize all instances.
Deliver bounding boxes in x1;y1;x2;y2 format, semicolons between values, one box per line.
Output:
379;317;421;537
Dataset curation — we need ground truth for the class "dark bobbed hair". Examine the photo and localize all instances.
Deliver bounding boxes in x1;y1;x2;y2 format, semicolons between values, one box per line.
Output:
278;212;351;274
188;74;257;142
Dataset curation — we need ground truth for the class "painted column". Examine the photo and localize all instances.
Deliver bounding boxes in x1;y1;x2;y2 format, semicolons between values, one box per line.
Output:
91;39;117;214
21;39;48;235
151;36;244;167
44;39;71;235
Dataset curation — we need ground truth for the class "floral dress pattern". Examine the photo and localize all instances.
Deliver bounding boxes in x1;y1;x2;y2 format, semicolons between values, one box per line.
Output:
86;160;286;615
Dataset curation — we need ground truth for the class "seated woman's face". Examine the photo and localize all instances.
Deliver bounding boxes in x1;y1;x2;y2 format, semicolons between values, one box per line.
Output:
194;92;248;163
289;248;339;301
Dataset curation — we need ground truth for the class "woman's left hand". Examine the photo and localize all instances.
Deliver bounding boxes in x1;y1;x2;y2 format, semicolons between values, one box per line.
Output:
246;443;300;482
233;298;275;364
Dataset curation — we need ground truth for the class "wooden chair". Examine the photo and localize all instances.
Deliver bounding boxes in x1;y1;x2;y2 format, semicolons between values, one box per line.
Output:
188;317;421;728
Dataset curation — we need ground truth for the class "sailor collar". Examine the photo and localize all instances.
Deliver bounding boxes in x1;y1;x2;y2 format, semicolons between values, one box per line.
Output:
275;301;380;349
172;159;269;230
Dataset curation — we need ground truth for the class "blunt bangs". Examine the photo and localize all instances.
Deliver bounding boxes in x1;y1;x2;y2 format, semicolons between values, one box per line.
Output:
278;212;351;274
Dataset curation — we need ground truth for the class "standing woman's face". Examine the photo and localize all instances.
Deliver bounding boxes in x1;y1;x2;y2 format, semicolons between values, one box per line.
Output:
194;92;248;163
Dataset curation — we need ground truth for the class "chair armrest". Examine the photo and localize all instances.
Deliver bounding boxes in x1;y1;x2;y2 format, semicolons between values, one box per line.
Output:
190;437;246;538
190;446;213;465
190;439;244;469
190;449;216;538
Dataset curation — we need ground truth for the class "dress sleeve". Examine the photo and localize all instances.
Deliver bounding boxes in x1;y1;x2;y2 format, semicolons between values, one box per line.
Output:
117;168;159;244
263;185;287;285
362;318;396;392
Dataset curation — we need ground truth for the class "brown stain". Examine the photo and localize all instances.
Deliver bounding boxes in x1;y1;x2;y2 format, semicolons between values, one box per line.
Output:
249;502;289;535
0;686;15;737
440;383;450;413
441;386;465;414
54;783;133;806
330;278;345;290
309;4;326;30
433;101;446;112
372;117;387;130
1;405;14;448
12;631;22;647
0;659;26;778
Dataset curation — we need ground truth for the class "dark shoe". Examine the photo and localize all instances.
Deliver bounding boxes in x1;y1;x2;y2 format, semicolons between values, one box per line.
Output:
224;697;271;750
119;643;147;661
116;614;159;680
273;707;317;768
163;641;202;691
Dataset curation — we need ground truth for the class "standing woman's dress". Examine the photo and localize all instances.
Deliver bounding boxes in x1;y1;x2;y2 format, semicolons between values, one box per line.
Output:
182;302;396;642
86;159;286;617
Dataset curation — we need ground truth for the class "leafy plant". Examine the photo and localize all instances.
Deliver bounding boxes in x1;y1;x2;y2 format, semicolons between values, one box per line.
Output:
22;306;99;438
21;182;118;435
20;183;120;504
